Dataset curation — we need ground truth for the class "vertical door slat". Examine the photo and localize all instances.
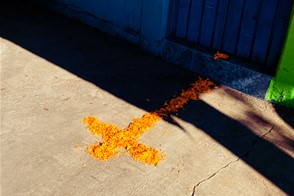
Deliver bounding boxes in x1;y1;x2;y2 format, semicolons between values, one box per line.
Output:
222;0;246;54
187;0;205;42
199;0;218;47
175;0;191;38
236;0;261;58
251;0;279;64
212;0;230;50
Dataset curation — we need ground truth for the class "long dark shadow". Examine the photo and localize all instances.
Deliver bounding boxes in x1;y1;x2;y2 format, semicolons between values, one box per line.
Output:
1;2;293;194
181;100;294;194
274;104;294;129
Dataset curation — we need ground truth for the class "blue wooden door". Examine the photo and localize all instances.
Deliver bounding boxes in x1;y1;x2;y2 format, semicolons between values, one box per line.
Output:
175;0;293;69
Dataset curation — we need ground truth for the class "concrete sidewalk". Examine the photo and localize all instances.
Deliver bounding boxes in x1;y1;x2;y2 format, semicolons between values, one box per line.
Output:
1;3;294;195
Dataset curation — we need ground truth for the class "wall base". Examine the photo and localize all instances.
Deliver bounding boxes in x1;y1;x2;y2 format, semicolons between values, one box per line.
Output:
161;39;272;99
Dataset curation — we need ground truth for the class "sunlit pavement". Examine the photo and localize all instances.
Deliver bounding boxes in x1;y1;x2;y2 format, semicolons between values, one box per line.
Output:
1;3;294;195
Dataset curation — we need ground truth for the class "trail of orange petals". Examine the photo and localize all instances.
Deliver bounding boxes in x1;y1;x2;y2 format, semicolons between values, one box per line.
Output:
83;77;216;165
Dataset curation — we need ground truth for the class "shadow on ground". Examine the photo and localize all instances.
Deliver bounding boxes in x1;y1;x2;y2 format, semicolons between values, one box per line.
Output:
274;105;294;129
1;2;293;194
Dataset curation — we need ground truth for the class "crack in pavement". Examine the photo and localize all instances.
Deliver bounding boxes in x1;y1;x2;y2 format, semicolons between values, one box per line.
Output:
191;158;240;196
191;125;275;195
243;125;274;158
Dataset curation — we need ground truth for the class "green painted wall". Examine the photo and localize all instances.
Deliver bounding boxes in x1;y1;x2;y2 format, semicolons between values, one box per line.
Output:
266;6;294;108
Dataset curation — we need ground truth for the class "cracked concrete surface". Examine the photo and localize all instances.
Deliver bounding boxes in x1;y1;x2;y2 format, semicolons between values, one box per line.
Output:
191;158;240;196
243;125;275;158
191;125;276;195
1;3;294;196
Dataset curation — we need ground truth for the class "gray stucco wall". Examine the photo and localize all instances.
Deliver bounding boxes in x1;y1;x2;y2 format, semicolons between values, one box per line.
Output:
35;0;174;54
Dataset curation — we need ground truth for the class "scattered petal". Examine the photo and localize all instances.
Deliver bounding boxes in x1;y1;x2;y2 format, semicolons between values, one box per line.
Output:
83;77;216;165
